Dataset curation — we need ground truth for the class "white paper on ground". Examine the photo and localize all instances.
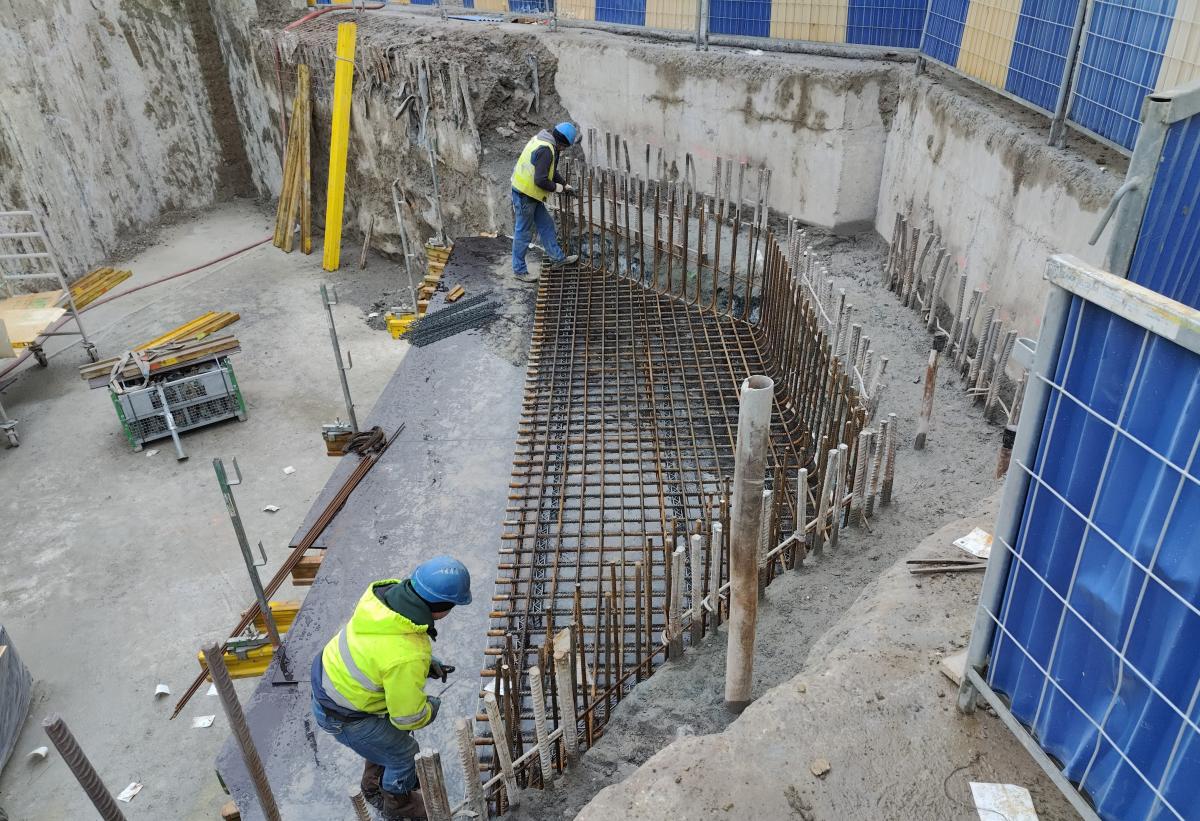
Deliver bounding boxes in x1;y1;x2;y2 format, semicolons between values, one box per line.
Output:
970;782;1038;821
192;715;216;729
27;746;48;760
954;527;993;559
207;683;218;696
154;683;170;697
145;450;158;457
116;782;143;803
263;505;280;513
282;465;296;475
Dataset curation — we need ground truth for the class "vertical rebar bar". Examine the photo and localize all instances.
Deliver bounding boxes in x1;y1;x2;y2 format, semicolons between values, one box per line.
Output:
915;333;947;450
812;448;837;555
41;715;128;821
689;533;704;645
830;442;848;548
553;633;580;768
794;468;808;568
456;717;487;818
852;429;871;525
882;413;898;505
529;666;555;788
483;691;520;808
415;751;453;821
202;643;282;821
669;544;685;658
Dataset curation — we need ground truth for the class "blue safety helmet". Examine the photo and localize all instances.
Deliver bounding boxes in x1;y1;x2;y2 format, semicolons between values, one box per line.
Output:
554;122;579;146
411;556;473;607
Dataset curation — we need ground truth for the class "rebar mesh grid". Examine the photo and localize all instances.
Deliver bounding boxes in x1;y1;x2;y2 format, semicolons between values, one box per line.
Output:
480;261;806;748
472;146;886;809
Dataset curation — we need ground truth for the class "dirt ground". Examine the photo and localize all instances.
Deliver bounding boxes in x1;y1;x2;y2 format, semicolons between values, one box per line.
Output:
507;228;1036;818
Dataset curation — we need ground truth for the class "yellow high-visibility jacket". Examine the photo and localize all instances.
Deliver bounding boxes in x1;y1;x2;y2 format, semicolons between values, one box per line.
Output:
319;580;434;731
511;132;558;202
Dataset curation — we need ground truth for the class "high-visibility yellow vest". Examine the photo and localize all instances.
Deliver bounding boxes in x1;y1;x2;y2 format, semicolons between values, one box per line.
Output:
319;580;435;730
511;132;557;202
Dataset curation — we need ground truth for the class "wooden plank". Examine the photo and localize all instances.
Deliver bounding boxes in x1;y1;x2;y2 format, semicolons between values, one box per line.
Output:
0;306;66;345
134;312;240;351
80;335;241;383
290;553;324;586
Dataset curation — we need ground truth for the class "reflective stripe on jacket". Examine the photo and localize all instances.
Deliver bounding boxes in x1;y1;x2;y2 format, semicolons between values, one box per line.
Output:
511;131;558;202
320;579;434;731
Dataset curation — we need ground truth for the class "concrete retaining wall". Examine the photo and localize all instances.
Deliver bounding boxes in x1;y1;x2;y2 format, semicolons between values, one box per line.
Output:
0;0;235;276
548;37;899;232
876;72;1121;336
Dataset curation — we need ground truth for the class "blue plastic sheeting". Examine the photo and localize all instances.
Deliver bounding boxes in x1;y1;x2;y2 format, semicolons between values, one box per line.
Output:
596;0;645;26
988;296;1200;820
1004;0;1080;113
1127;115;1200;310
920;0;969;66
708;0;771;37
1068;0;1177;149
847;0;927;48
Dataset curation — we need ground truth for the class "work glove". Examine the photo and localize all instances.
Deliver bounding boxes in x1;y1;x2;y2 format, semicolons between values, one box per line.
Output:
428;658;455;683
427;695;441;723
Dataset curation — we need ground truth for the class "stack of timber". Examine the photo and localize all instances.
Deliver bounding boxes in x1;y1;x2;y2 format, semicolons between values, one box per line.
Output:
79;334;241;389
70;267;132;308
290;552;324;586
418;241;453;312
134;312;240;350
274;64;312;254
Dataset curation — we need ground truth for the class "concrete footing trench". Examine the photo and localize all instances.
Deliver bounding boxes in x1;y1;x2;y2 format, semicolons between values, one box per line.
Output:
0;1;1133;819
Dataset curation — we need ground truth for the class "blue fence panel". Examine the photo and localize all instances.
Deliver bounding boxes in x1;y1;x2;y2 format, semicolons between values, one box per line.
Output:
988;293;1200;820
596;0;646;25
1126;114;1200;309
847;0;927;48
920;0;969;66
1004;0;1081;112
1068;0;1178;149
709;0;771;37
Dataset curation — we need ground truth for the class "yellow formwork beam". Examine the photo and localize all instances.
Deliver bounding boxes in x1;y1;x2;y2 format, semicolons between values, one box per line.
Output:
322;22;358;272
195;601;301;680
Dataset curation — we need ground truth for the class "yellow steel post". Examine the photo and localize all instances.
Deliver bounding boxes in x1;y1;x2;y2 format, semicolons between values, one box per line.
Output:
322;22;357;272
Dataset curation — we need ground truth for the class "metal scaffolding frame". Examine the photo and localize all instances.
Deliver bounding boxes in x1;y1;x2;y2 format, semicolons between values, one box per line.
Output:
0;209;98;447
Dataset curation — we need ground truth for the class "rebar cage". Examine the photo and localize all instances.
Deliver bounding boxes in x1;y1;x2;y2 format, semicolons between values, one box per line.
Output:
475;150;897;811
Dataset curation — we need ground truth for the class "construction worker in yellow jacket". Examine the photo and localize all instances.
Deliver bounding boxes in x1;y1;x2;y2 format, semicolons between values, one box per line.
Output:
311;556;472;820
510;122;581;282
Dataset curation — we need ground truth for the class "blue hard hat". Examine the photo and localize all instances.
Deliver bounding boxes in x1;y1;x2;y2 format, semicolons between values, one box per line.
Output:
411;556;472;606
554;122;579;146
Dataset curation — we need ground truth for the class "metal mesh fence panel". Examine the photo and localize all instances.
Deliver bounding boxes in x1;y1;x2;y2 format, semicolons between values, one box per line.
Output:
921;0;969;67
984;291;1200;819
1067;0;1177;149
846;0;927;47
1004;0;1080;112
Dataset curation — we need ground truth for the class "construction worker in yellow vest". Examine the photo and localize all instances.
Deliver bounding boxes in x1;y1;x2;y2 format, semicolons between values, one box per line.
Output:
311;557;472;820
510;122;581;282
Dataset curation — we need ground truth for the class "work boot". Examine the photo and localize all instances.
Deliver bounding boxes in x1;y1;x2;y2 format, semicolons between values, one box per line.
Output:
543;253;579;272
378;788;428;820
360;761;384;801
512;269;539;283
